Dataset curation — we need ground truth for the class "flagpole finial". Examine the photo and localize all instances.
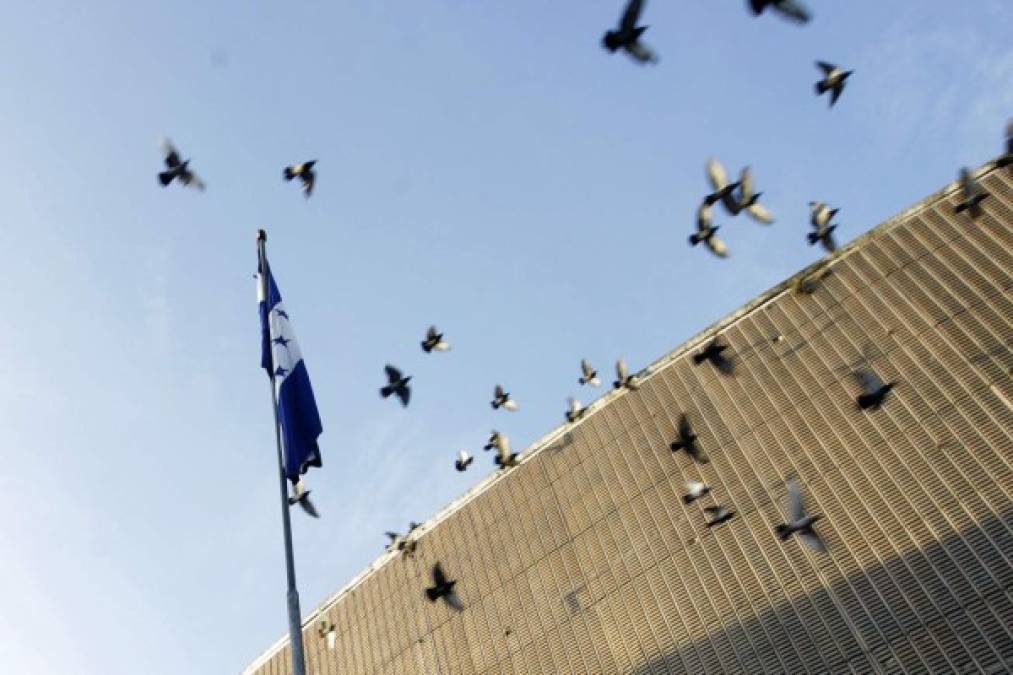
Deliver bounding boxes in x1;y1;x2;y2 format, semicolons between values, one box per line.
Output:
257;229;267;242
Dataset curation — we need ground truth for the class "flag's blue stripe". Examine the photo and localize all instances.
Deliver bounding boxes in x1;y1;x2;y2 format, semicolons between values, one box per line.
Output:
277;360;323;479
259;264;283;372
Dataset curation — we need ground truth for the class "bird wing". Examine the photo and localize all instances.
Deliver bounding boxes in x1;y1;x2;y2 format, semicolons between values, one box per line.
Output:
787;478;805;521
494;384;505;399
746;202;775;224
685;480;705;495
432;563;447;585
830;82;845;106
581;359;593;377
696;200;713;231
397;385;411;407
385;531;399;542
772;0;811;23
748;0;767;15
853;369;883;393
497;434;512;455
799;529;827;553
620;0;645;31
444;590;465;611
689;441;710;463
385;364;402;382
503;399;518;411
160;138;181;167
739;167;754;202
183;171;206;191
816;61;837;75
426;325;439;341
706;157;730;192
706;234;729;258
624;42;658;64
678;414;692;440
703;506;724;516
303;174;314;197
616;358;628;382
457;450;469;463
300;495;320;518
824;231;838;252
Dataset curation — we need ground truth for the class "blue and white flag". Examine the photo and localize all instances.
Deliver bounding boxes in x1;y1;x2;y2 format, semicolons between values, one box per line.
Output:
258;259;323;481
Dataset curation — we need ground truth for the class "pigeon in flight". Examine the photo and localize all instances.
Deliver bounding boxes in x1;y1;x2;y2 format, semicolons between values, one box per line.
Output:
775;478;827;552
853;368;895;410
997;119;1013;168
566;397;585;423
602;0;658;64
613;358;640;390
426;563;463;610
579;359;601;387
705;158;744;216
689;197;729;258
483;430;501;451
683;480;711;504
491;433;519;468
808;221;838;253
283;160;316;198
317;618;337;650
287;479;319;518
158;138;205;191
455;450;473;472
491;384;519;411
809;201;839;229
704;505;735;528
385;523;421;555
953;168;990;218
693;336;734;375
420;325;451;353
735;167;775;224
815;61;853;107
380;365;412;407
670;413;709;463
748;0;811;24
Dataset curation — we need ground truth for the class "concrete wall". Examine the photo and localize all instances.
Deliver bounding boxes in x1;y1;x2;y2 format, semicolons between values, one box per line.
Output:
247;163;1013;674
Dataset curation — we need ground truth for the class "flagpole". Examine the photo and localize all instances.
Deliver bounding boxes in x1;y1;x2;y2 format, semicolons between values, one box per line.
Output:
257;229;307;675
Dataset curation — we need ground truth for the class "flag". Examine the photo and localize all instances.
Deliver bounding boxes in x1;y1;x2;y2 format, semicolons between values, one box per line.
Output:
258;257;323;481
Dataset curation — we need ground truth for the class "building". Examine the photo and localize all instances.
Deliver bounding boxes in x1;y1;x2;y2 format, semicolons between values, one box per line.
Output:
245;163;1013;674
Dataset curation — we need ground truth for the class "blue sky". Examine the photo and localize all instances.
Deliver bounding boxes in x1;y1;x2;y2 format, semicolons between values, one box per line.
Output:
0;1;1009;673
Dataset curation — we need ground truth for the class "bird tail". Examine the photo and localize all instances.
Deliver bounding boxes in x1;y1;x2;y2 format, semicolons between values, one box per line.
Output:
578;377;587;385
491;400;500;409
425;587;440;602
283;167;295;181
688;233;702;246
613;380;622;389
856;393;876;410
421;341;432;353
692;353;707;364
455;461;466;472
815;81;828;95
775;524;792;541
158;171;174;186
806;232;820;245
380;385;394;398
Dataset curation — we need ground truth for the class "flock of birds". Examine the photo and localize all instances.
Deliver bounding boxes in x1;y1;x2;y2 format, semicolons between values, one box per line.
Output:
153;0;1013;632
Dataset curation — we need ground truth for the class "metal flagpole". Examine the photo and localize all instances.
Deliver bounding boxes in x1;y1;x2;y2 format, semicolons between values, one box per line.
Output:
257;229;307;675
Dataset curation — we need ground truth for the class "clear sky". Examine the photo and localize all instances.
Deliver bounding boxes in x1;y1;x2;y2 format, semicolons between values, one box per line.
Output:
0;1;1009;673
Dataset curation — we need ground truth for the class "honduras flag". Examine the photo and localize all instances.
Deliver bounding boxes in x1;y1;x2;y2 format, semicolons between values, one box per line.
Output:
258;259;323;481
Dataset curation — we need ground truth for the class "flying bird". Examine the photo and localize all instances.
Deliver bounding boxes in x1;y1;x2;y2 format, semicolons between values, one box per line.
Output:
287;479;319;518
601;0;658;64
613;358;640;390
158;138;205;191
815;61;853;107
997;119;1013;167
683;480;711;504
483;430;502;451
425;563;463;610
670;413;709;463
808;222;838;253
748;0;811;24
704;505;735;528
809;201;839;229
853;368;895;410
380;365;412;407
491;385;518;411
735;167;775;224
491;433;519;468
953;168;990;218
693;336;734;375
579;359;601;387
792;268;832;296
566;397;585;423
385;523;421;555
317;619;337;650
283;160;316;198
455;450;473;472
705;158;744;216
420;325;451;353
689;198;729;258
775;478;827;552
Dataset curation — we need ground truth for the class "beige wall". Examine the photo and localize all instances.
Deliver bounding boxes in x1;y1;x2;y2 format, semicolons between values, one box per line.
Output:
248;164;1013;674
